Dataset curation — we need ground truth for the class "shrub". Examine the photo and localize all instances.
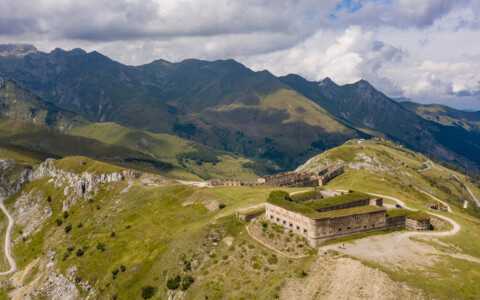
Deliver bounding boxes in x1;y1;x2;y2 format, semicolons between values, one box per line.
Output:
222;255;228;260
248;244;255;249
77;223;83;228
111;232;116;237
63;211;69;219
96;243;106;252
76;248;84;257
120;265;126;272
166;275;181;290
267;255;278;265
252;263;261;270
268;233;274;239
261;221;268;228
112;268;119;279
218;204;226;209
126;225;131;229
181;275;195;291
300;270;308;277
88;198;93;203
96;205;101;210
47;196;52;203
65;224;72;234
55;219;62;226
141;286;157;299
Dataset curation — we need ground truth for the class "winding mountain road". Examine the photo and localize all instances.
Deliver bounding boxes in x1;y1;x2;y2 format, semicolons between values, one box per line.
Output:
0;196;16;275
366;192;460;235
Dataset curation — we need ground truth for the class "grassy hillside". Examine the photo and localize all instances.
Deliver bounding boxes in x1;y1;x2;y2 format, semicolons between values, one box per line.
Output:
67;122;262;180
0;140;480;299
401;101;480;133
0;117;191;178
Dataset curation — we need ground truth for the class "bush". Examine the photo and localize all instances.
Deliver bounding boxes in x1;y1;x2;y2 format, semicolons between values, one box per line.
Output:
111;232;116;237
141;286;157;299
222;255;228;260
120;265;126;272
55;219;62;226
181;275;195;291
166;275;181;290
63;211;69;219
218;204;226;209
300;270;308;277
112;268;119;279
267;255;278;265
96;243;106;252
76;249;84;257
47;196;52;203
65;224;72;234
77;223;83;228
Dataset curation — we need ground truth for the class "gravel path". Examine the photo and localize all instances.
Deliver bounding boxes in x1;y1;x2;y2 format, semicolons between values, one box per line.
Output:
0;196;16;275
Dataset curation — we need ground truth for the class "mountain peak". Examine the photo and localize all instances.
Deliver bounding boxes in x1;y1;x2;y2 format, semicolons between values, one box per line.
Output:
318;77;338;87
0;44;38;57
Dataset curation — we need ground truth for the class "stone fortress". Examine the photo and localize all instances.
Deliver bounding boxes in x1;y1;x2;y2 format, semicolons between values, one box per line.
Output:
265;190;431;247
210;165;344;188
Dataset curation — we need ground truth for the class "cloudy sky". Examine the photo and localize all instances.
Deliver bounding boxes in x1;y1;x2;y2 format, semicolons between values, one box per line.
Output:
1;0;480;109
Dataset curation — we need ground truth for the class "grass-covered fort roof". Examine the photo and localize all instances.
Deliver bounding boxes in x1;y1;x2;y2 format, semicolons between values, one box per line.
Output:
267;190;384;219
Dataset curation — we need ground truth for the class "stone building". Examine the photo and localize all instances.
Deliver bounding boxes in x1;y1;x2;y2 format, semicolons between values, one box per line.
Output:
224;178;242;186
405;217;430;230
266;190;430;247
209;179;223;186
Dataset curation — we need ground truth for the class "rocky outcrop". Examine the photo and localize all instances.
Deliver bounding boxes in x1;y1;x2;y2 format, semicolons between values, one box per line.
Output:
0;159;33;197
29;159;125;199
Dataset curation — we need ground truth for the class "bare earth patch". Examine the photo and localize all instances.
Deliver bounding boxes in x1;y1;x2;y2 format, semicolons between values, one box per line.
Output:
280;256;424;300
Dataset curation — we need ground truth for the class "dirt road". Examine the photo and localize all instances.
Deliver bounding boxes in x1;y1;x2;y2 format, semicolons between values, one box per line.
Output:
0;196;16;275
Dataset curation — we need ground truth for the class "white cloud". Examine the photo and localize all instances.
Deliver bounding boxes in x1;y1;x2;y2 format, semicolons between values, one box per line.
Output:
0;0;479;109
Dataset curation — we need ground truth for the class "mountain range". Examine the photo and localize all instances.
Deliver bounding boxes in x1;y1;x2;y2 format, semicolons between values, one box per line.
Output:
1;44;480;173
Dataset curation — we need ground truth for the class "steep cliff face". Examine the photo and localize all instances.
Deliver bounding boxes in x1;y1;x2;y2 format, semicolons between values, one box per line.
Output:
1;157;169;299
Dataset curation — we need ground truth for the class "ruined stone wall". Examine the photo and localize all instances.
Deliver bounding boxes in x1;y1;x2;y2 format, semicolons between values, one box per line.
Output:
319;165;344;186
316;198;382;213
292;194;323;204
406;217;430;230
237;209;265;222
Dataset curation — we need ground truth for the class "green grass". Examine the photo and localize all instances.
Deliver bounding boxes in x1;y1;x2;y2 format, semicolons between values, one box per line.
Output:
386;209;430;221
289;190;322;202
301;191;372;210
267;190;384;219
6;159;321;299
67;122;261;180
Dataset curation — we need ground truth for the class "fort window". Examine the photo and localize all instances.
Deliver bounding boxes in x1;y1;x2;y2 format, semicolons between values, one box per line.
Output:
276;218;280;222
296;226;300;231
372;224;375;227
289;223;293;228
270;215;273;219
364;225;367;229
338;228;342;231
303;229;307;234
283;220;286;225
347;226;351;230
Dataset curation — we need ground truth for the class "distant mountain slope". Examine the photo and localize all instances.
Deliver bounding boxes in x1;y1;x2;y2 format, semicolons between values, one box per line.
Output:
400;101;480;133
0;78;265;179
0;44;479;172
280;75;480;172
0;77;81;131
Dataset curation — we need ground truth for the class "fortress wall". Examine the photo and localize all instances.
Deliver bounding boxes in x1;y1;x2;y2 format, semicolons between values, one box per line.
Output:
266;203;393;247
406;217;430;230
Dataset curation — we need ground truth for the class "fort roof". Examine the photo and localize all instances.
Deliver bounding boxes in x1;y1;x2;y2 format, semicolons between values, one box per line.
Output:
260;171;296;180
386;208;430;221
300;191;373;210
289;190;322;202
314;205;384;218
267;191;384;219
